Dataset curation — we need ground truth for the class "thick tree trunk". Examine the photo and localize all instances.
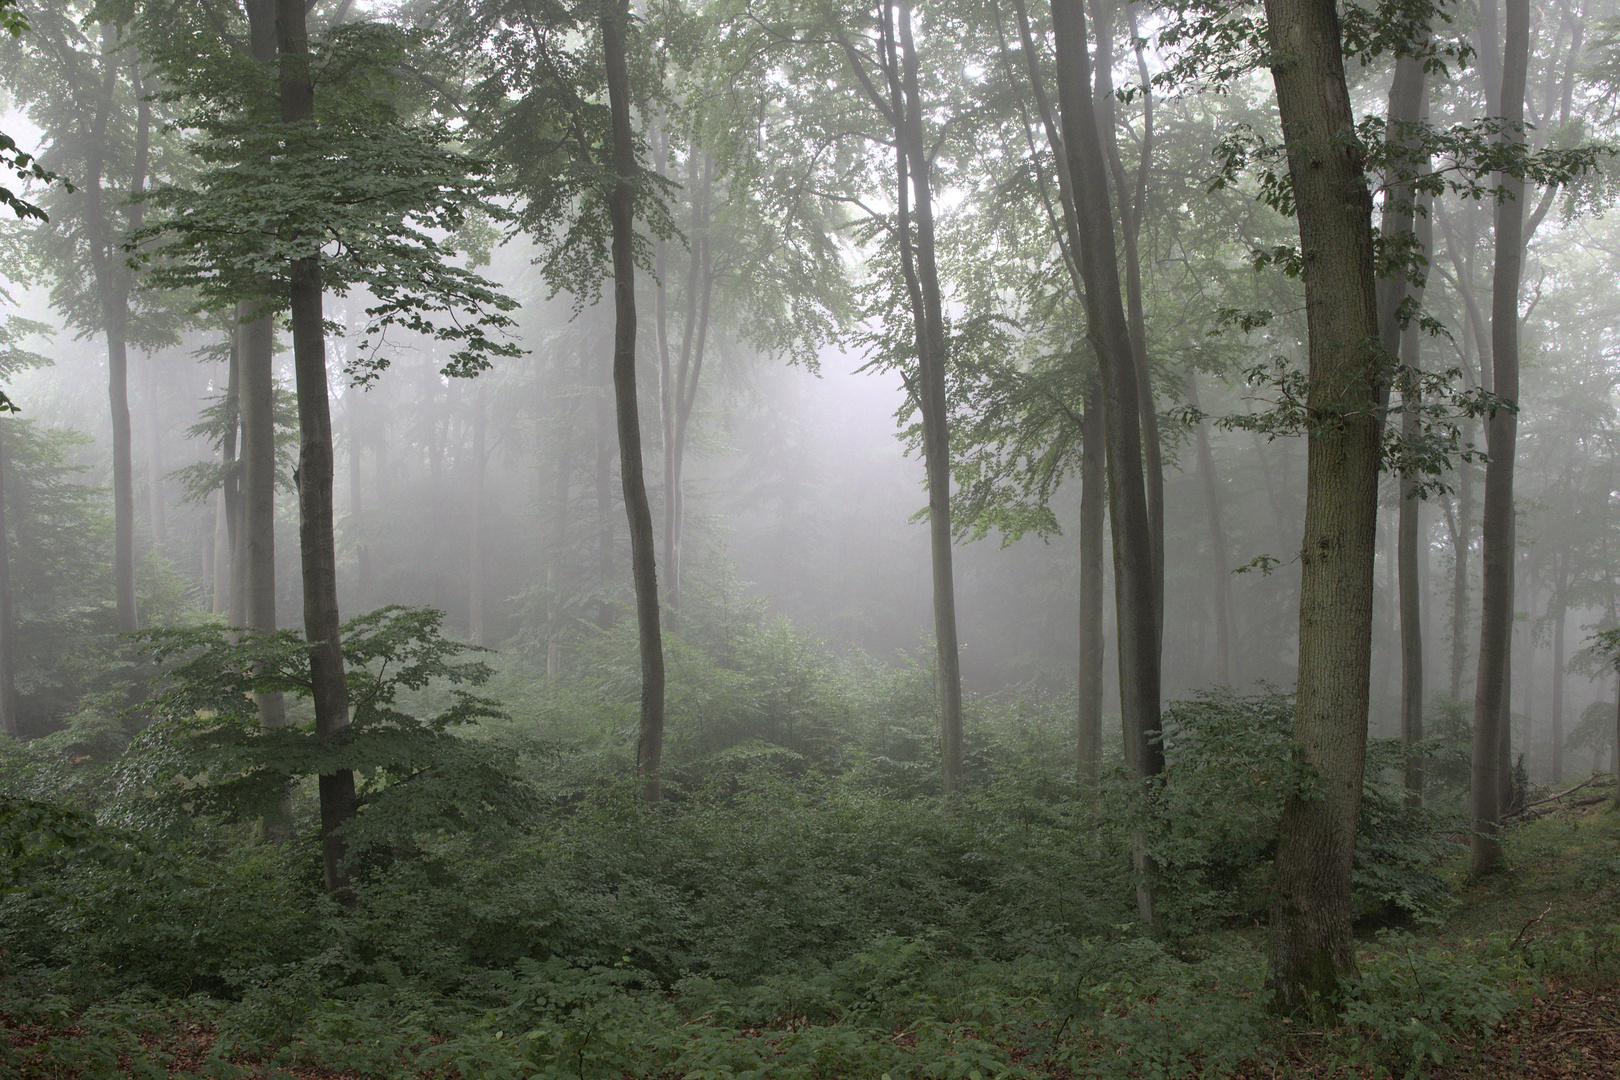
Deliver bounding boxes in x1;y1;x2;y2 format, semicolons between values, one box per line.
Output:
0;428;17;737
1470;0;1528;877
278;0;356;894
1398;355;1425;807
468;386;486;646
602;0;667;803
1078;379;1105;777
1259;0;1383;1010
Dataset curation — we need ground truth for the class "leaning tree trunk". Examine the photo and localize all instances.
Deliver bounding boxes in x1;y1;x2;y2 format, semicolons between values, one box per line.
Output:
0;428;17;737
602;0;667;803
1470;0;1528;877
1260;0;1384;1011
277;0;356;894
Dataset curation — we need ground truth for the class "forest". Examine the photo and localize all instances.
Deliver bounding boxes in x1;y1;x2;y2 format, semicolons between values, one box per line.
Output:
2;0;1620;1073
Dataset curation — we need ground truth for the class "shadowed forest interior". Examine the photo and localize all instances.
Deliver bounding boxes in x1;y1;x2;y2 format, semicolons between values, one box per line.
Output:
3;0;1620;1074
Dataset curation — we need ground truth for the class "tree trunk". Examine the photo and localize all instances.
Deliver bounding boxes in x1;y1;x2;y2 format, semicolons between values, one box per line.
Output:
1397;195;1432;807
602;0;667;803
347;391;370;613
1550;568;1565;784
1189;375;1234;685
213;337;240;616
1091;0;1163;649
1078;378;1105;777
0;427;18;737
141;355;167;545
595;348;616;630
468;386;486;646
881;0;963;796
1259;0;1383;1010
278;0;356;894
1447;453;1474;699
1470;0;1528;877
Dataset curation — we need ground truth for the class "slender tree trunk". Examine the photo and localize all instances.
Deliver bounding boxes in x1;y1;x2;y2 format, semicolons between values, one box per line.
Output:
278;0;355;894
468;386;486;646
1259;0;1383;1010
1447;453;1474;699
140;355;167;545
347;393;370;612
1079;379;1105;777
547;413;573;677
1470;0;1528;877
882;0;963;796
602;0;666;803
0;428;17;737
1190;375;1234;685
595;348;616;630
1397;197;1432;808
213;339;240;616
1551;569;1565;784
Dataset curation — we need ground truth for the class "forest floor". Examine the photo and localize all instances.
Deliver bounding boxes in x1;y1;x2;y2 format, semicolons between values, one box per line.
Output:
4;792;1620;1080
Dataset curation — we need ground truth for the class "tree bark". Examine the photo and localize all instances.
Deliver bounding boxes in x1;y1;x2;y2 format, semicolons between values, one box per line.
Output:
1259;0;1383;1010
1470;0;1528;878
602;0;667;803
278;0;355;894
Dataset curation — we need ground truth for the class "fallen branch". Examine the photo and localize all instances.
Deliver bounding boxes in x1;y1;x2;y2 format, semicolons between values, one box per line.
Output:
1504;774;1606;821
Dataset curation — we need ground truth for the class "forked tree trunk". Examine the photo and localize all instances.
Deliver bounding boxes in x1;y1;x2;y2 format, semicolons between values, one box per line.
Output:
0;428;17;737
1050;0;1161;926
1091;0;1163;649
1470;0;1529;877
602;0;667;802
278;0;356;894
1259;0;1383;1010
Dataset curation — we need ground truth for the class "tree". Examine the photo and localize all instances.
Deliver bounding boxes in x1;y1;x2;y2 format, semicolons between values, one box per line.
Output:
1257;0;1384;1010
1469;0;1530;877
137;0;518;889
2;5;180;632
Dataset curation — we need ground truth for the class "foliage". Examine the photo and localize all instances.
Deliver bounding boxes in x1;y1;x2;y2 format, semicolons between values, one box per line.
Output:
133;19;521;382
